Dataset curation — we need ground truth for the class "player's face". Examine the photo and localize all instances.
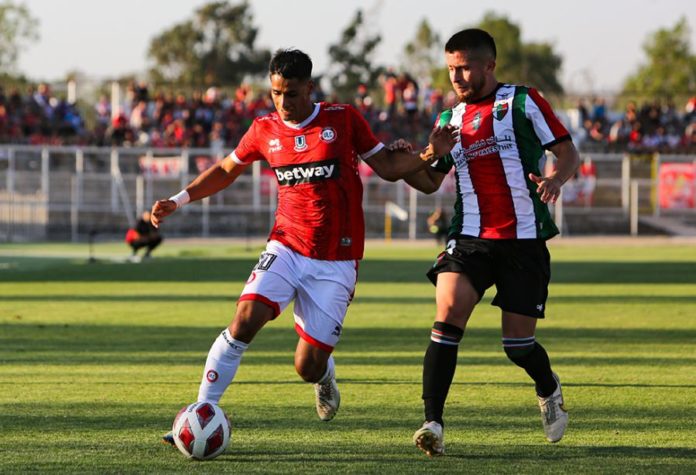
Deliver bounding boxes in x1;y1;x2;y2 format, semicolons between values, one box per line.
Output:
270;74;314;123
446;50;495;102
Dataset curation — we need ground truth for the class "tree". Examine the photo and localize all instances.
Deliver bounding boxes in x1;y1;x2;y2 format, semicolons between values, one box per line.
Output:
428;13;563;95
402;18;441;85
0;1;39;72
146;1;271;87
327;9;383;101
621;17;696;100
477;12;563;94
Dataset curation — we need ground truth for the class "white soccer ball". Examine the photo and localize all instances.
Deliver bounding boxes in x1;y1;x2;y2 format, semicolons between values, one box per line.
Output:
172;402;231;460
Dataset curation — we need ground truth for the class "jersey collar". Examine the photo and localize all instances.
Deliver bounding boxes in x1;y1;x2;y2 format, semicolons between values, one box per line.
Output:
460;82;504;105
282;103;320;130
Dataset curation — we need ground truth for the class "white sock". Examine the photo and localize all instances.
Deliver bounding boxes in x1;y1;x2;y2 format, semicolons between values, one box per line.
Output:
197;329;248;404
317;355;335;384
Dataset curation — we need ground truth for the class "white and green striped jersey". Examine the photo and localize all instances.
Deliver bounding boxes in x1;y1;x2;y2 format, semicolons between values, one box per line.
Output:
432;84;571;240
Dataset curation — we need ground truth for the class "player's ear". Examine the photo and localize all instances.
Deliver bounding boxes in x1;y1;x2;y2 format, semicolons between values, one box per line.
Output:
486;58;496;73
306;79;315;96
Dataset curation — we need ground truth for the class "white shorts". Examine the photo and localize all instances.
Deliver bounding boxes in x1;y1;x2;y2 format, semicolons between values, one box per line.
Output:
239;240;358;353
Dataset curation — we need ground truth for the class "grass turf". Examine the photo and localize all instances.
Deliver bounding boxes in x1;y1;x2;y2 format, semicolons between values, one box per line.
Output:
1;240;695;473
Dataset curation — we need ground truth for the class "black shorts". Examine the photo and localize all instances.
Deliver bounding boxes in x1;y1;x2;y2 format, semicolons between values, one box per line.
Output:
426;236;551;318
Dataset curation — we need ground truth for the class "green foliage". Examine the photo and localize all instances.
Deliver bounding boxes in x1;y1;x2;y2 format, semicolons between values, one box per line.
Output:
402;19;441;84
1;242;696;472
477;12;563;95
621;17;696;101
146;1;271;88
0;71;32;91
0;0;39;72
327;10;383;101
430;67;451;95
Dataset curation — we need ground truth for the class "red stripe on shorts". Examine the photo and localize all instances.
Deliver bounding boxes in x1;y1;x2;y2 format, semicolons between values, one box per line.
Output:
294;323;334;353
238;293;281;319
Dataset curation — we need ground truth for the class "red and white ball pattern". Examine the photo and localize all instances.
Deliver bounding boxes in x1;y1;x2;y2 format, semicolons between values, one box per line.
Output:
172;402;231;460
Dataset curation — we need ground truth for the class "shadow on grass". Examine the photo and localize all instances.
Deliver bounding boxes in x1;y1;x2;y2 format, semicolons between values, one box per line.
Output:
2;256;696;284
3;294;696;305
1;401;695;434
1;399;694;472
2;323;695;368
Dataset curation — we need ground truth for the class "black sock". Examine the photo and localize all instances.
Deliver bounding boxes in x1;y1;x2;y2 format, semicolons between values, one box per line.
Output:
505;341;557;397
422;322;464;425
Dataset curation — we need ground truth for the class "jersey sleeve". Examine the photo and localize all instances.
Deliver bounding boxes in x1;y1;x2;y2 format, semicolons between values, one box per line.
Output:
348;105;384;160
430;155;454;174
230;120;264;165
525;88;571;149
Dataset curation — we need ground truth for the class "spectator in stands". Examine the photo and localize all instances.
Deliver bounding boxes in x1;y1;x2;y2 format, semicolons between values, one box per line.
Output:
685;96;696;122
588;120;606;143
608;118;631;147
591;97;606;125
95;95;111;127
628;121;643;150
382;72;398;119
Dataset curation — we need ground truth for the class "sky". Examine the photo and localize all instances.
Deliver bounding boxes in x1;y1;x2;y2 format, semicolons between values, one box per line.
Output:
14;0;696;94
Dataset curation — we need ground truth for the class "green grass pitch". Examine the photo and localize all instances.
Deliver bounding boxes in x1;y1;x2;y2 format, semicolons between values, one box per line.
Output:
1;239;695;473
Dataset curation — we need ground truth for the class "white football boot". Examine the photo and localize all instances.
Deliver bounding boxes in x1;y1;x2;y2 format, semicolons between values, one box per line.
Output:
538;373;568;443
314;377;340;421
413;420;445;457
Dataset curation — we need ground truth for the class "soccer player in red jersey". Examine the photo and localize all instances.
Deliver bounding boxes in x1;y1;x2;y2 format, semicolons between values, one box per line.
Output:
152;49;455;441
402;29;580;456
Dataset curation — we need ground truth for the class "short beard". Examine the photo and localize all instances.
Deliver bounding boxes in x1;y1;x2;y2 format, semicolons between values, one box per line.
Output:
457;77;486;103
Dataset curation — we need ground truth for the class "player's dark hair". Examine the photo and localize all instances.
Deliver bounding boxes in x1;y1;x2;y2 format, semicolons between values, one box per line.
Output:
445;29;497;60
269;49;313;80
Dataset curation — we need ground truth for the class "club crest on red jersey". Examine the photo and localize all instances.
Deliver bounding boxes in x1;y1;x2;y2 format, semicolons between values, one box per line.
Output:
320;127;337;143
493;101;509;121
294;135;308;151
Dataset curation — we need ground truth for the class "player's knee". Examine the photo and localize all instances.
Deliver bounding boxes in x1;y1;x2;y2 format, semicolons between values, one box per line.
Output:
503;337;536;365
294;355;323;383
229;301;273;342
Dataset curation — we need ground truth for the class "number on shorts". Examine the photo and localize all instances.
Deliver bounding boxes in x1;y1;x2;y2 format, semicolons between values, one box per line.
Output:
254;252;277;271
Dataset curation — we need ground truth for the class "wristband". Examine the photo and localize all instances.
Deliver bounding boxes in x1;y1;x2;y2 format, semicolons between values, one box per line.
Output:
169;190;190;209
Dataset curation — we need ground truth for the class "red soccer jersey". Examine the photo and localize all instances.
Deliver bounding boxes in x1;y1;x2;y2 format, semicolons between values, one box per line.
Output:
231;102;383;260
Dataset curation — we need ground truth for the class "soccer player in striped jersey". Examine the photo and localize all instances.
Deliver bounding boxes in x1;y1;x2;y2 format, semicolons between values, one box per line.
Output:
404;29;580;456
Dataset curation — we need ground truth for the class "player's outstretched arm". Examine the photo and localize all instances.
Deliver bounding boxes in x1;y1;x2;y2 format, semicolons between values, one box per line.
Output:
383;139;446;194
528;139;580;204
150;156;249;228
403;166;447;194
365;126;456;182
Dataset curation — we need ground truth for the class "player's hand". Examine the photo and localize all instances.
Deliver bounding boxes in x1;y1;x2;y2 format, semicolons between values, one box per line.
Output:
529;173;563;204
428;125;457;158
150;199;177;228
386;139;413;153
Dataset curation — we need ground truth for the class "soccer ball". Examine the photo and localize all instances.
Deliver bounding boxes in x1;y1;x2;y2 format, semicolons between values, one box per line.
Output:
172;402;231;460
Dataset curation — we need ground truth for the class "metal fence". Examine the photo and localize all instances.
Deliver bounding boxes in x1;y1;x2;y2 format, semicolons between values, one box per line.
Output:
1;145;695;242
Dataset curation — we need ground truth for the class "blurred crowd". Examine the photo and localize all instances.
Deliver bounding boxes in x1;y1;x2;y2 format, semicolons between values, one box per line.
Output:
572;96;696;153
2;79;695;154
0;83;85;145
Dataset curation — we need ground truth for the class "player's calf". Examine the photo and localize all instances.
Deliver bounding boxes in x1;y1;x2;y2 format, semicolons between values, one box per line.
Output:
503;338;568;442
